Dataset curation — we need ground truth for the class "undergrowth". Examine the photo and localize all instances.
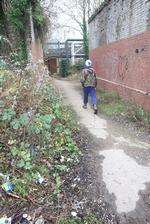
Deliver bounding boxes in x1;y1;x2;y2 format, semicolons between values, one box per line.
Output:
59;215;103;224
98;90;150;127
0;63;81;218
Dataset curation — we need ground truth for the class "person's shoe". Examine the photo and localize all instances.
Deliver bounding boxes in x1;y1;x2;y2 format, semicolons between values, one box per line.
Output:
93;105;98;114
94;108;98;115
83;105;87;109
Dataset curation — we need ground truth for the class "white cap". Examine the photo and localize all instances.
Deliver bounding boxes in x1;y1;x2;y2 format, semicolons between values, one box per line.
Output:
85;59;92;67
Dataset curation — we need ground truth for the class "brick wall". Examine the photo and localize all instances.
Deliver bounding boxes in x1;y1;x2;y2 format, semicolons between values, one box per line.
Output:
89;0;150;111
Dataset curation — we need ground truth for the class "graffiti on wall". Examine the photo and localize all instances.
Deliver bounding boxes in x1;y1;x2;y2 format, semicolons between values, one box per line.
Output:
90;31;150;111
93;48;150;91
98;50;119;79
98;51;129;83
118;55;129;81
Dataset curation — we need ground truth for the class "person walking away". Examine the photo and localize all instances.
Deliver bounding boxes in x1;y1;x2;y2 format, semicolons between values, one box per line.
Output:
81;59;98;114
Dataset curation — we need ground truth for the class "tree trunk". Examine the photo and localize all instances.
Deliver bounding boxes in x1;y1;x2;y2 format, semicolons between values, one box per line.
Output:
82;9;89;59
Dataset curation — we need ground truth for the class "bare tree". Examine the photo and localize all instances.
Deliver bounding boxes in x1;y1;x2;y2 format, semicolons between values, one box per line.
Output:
56;0;103;59
41;0;59;42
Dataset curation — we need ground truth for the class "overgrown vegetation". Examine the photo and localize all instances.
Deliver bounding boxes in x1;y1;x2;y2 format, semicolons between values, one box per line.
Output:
70;60;84;73
60;59;70;77
98;90;150;128
59;215;104;224
0;63;82;220
0;0;47;63
9;0;46;36
82;13;89;59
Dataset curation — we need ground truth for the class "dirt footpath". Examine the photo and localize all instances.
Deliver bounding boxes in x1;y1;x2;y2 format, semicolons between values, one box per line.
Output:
54;79;150;224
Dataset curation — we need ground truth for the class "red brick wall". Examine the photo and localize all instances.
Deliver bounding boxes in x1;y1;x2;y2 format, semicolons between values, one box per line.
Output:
90;31;150;111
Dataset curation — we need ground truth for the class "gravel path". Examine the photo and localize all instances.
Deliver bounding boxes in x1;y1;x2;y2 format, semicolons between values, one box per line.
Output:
54;79;150;224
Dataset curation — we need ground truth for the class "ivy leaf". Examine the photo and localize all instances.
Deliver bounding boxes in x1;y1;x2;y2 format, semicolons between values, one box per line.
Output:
17;159;25;168
19;113;29;126
55;165;68;172
11;119;20;130
24;162;33;170
1;108;16;122
11;147;19;157
0;100;4;108
54;175;61;195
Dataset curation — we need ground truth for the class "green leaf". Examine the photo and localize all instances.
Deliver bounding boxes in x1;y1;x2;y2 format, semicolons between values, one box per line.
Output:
24;162;32;170
55;165;68;172
17;159;25;168
19;113;29;126
54;175;61;195
11;147;19;157
11;119;21;130
0;100;5;108
1;108;16;122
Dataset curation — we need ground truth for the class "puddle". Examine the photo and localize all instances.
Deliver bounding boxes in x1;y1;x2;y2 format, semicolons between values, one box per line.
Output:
100;149;150;213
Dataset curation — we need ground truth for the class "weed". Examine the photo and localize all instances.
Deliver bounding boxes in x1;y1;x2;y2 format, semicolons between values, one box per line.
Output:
99;91;120;104
54;174;61;196
58;215;104;224
0;64;81;207
1;108;16;122
100;102;125;116
98;90;150;127
13;178;29;197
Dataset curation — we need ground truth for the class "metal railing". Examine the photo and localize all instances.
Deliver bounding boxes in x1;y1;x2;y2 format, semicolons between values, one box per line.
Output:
43;39;85;61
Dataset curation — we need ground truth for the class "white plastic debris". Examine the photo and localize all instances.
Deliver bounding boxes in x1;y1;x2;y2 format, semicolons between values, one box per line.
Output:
22;214;28;219
0;216;11;224
27;216;32;221
36;173;45;184
71;211;77;217
71;183;77;188
35;216;45;224
60;156;65;163
0;173;5;178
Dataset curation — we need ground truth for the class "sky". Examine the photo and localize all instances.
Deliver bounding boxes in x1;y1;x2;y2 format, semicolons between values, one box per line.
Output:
43;0;104;43
49;0;82;42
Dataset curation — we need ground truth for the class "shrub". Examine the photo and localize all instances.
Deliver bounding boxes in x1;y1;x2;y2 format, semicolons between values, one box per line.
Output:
0;59;7;70
60;59;70;77
0;64;80;203
74;60;84;71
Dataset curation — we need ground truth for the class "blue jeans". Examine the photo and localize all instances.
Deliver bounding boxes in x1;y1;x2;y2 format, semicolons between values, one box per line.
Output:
83;86;97;106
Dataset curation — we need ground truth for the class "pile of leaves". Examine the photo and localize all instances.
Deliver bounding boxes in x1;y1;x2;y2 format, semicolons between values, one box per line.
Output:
0;63;81;221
